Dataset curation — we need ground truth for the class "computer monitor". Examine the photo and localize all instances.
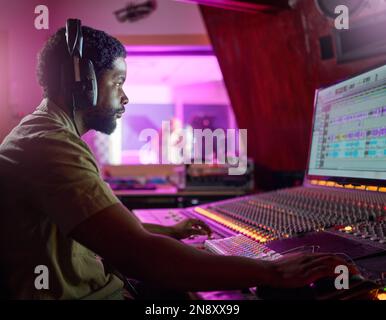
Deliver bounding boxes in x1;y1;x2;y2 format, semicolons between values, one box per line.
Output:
307;63;386;185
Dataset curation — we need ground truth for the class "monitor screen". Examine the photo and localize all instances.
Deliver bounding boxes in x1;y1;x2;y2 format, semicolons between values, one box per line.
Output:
308;64;386;181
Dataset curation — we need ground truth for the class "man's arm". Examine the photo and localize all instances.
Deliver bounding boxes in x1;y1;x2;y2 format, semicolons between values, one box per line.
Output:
142;223;175;238
70;203;349;292
143;219;212;240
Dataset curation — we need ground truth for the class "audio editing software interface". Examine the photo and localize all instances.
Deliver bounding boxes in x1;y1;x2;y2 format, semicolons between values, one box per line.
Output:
309;64;386;180
132;65;386;300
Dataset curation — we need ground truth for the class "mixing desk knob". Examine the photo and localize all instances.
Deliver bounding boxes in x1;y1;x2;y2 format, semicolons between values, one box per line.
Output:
361;226;370;238
377;225;386;243
370;229;378;241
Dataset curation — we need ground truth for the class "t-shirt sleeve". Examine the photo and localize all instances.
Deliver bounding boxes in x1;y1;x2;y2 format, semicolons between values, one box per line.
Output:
26;133;120;235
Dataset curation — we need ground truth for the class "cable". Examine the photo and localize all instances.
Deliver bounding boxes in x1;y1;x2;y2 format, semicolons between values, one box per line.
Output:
332;252;356;265
72;107;81;137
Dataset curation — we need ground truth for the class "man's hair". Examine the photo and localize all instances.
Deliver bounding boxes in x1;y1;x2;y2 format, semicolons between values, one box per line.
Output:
37;26;126;98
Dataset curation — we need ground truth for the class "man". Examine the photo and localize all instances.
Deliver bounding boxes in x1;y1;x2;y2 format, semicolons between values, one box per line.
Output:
0;25;352;300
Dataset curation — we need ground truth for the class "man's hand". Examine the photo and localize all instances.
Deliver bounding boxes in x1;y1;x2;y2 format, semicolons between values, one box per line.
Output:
268;252;359;288
171;218;212;240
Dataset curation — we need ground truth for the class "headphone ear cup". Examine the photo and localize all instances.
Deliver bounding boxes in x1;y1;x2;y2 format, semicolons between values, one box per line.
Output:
80;59;98;108
71;58;98;109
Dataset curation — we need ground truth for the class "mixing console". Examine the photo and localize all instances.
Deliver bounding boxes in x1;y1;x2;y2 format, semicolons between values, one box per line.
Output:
197;187;386;242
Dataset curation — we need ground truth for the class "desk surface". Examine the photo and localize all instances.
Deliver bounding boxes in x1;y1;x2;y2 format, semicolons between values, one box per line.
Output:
114;185;248;197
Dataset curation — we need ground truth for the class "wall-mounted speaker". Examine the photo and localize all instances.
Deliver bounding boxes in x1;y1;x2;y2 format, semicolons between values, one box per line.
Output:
315;0;364;19
333;10;386;63
314;0;386;63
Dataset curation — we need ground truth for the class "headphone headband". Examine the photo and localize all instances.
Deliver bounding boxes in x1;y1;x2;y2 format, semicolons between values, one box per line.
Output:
64;18;98;110
66;19;83;58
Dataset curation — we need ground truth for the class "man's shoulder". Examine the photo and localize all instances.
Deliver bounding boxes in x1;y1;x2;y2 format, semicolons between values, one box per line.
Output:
1;118;96;174
2;117;84;156
2;104;75;144
13;98;77;139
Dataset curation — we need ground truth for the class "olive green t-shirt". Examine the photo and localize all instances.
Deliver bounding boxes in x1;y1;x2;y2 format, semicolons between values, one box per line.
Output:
0;99;124;299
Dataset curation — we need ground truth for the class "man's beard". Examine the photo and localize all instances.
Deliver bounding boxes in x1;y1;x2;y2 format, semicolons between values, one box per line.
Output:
84;111;117;135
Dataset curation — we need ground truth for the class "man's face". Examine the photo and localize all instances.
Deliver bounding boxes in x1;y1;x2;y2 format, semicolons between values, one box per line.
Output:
83;57;129;134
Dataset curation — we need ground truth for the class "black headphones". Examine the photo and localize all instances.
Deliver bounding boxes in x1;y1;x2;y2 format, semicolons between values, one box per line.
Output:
63;19;98;110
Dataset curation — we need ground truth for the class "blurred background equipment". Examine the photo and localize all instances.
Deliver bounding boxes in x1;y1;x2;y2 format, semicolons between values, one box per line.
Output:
315;0;364;19
103;164;185;191
103;163;252;209
185;161;254;191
